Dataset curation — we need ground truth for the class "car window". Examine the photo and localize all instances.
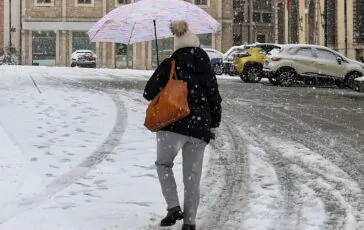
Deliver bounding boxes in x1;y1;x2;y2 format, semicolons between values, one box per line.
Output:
316;49;337;61
286;47;297;55
267;48;281;56
295;48;314;57
206;51;221;59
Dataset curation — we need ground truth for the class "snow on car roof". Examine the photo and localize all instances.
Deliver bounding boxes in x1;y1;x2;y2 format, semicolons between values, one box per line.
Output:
75;50;94;53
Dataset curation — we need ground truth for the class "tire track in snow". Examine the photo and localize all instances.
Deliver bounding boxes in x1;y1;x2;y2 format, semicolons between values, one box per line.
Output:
198;119;250;229
223;110;303;230
224;101;364;229
0;74;127;224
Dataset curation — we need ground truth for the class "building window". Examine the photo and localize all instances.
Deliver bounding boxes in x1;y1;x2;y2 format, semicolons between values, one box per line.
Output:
253;0;272;11
355;0;364;43
233;0;244;23
72;32;96;52
152;38;174;68
253;12;261;23
75;0;94;7
193;0;210;7
116;0;131;5
262;13;272;23
116;44;133;68
197;34;212;48
252;12;272;24
32;31;56;66
195;0;207;5
34;0;54;6
234;11;244;23
256;34;266;43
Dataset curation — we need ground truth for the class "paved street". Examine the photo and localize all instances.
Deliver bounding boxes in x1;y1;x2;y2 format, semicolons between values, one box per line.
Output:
78;74;364;229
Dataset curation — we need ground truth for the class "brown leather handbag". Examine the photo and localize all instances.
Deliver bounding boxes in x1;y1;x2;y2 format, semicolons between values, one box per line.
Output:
144;59;190;132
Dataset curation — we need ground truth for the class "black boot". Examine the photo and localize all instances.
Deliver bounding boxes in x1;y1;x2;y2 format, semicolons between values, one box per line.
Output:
181;224;196;230
160;206;184;226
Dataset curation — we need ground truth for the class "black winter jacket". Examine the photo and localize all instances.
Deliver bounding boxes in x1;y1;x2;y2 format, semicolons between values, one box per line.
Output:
143;47;222;143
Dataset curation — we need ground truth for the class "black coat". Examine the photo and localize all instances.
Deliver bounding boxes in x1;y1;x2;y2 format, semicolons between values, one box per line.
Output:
143;47;222;143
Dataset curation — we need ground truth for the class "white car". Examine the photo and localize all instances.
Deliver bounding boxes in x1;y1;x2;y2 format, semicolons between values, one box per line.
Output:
70;50;97;68
223;46;249;76
263;44;364;88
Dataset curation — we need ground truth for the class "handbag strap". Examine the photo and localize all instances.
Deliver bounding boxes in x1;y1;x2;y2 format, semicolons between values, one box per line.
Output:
169;59;177;80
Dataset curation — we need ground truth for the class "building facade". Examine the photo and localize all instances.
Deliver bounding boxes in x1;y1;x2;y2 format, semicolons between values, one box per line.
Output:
232;0;276;45
22;0;233;69
277;0;364;60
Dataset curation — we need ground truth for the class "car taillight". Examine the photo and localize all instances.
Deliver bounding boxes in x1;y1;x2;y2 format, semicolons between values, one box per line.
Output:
271;57;281;61
90;57;96;61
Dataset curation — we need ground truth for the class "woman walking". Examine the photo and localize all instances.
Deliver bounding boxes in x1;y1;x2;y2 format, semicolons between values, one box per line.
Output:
143;20;222;230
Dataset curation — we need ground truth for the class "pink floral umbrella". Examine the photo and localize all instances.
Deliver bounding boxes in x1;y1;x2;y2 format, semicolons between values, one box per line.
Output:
88;0;221;64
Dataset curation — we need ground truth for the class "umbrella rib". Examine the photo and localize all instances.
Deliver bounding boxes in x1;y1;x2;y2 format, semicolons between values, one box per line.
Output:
127;22;136;45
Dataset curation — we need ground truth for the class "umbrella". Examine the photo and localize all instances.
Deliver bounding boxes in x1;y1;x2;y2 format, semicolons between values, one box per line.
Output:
87;0;221;65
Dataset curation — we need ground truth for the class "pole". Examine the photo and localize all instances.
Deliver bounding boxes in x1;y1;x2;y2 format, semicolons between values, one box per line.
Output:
287;0;290;43
240;23;243;44
344;0;348;56
324;0;327;46
248;0;253;43
8;0;12;54
153;20;159;66
19;0;22;64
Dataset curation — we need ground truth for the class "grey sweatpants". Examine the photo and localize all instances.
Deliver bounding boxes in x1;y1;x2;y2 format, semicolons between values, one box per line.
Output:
155;131;207;225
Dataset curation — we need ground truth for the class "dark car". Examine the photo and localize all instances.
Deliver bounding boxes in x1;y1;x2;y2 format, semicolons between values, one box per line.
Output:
203;48;224;75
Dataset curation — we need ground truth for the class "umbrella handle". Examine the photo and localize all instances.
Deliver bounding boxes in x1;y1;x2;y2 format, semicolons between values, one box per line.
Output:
153;20;160;66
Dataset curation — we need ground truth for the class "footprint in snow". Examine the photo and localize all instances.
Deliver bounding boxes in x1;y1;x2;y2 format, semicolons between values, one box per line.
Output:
60;158;71;163
75;128;85;133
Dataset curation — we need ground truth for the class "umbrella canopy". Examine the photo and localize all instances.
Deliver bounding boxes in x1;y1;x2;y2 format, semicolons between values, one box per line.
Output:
87;0;221;44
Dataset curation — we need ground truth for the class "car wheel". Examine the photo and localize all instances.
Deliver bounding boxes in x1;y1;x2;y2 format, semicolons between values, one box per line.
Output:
245;65;262;83
268;77;279;86
214;65;223;75
240;73;250;82
335;79;345;88
345;72;361;89
71;63;76;67
278;68;296;87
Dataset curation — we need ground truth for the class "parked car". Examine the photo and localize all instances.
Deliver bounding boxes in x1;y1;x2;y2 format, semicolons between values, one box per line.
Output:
203;48;224;75
70;50;97;68
233;43;283;82
263;44;364;88
223;46;249;76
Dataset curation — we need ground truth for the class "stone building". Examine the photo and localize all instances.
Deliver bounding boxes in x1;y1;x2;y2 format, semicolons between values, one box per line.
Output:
232;0;276;45
22;0;233;69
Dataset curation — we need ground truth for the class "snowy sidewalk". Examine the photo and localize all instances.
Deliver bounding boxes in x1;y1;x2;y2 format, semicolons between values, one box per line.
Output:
0;66;213;229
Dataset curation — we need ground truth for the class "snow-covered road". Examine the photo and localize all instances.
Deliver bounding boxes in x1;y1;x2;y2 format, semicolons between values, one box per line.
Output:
0;66;363;230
